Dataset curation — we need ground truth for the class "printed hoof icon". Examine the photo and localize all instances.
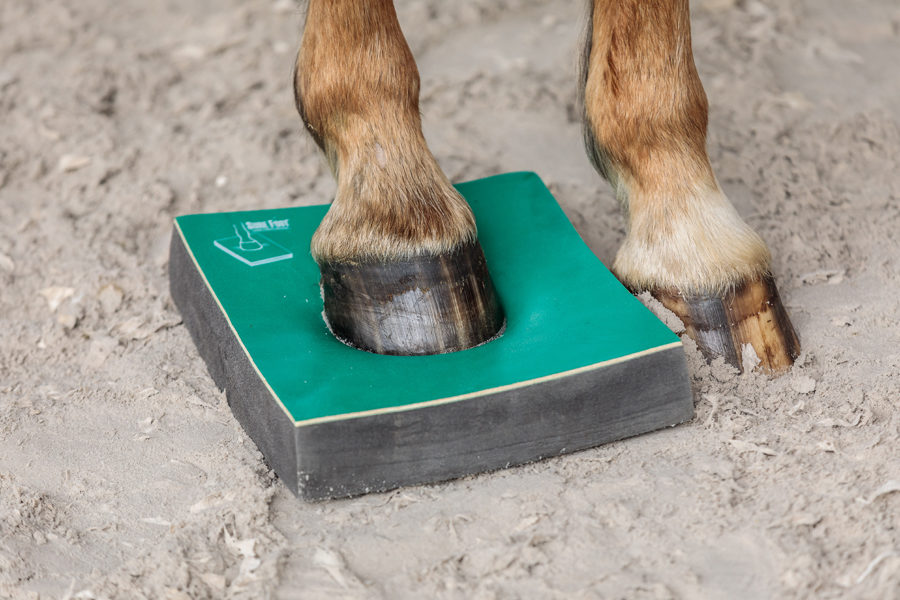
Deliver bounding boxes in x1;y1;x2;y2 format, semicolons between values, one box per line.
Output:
234;224;263;252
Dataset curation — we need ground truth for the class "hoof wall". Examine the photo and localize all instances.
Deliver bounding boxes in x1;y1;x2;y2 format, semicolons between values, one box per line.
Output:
319;241;505;355
653;274;800;373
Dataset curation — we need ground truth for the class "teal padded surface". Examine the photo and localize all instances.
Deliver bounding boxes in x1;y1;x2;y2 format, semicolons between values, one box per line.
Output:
174;171;681;425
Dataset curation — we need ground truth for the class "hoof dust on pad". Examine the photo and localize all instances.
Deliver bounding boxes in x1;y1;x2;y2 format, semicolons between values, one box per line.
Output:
169;172;692;500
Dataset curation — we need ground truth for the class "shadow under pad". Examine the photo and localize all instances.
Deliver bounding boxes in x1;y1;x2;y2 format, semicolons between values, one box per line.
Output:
168;171;693;500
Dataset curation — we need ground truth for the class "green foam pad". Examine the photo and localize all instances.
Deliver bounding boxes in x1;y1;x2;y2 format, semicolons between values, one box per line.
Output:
169;171;692;499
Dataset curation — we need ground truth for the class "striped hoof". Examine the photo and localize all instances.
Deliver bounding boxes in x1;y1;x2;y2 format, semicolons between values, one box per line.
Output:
318;241;505;355
653;274;800;373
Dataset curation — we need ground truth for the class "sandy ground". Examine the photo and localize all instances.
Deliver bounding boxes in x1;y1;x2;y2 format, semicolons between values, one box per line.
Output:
2;0;900;598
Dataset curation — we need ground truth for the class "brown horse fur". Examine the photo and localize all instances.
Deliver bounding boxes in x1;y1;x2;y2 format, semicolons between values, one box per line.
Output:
582;0;771;296
295;0;798;370
294;0;476;264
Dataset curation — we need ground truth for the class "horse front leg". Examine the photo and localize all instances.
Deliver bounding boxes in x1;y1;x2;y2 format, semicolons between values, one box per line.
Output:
582;0;799;372
294;0;503;355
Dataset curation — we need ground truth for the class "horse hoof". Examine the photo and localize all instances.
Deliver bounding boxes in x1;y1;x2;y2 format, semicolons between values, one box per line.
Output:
318;241;505;355
652;274;800;373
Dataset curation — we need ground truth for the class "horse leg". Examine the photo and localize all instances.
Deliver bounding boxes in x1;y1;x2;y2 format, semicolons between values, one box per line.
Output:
294;0;504;355
582;0;799;372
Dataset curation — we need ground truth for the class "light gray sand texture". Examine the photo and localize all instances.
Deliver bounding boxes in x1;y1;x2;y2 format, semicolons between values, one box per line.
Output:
1;0;899;598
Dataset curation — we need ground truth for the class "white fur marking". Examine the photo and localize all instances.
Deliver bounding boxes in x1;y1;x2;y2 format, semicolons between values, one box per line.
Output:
374;142;387;167
614;183;770;293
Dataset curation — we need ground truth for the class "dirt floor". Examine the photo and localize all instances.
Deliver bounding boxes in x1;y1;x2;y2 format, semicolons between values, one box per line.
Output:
2;0;900;598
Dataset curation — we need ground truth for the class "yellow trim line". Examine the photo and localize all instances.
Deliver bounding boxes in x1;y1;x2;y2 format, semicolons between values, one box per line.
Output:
175;222;683;429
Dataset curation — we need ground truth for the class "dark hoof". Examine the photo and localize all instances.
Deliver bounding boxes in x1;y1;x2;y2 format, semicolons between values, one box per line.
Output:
319;241;505;355
653;274;800;373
